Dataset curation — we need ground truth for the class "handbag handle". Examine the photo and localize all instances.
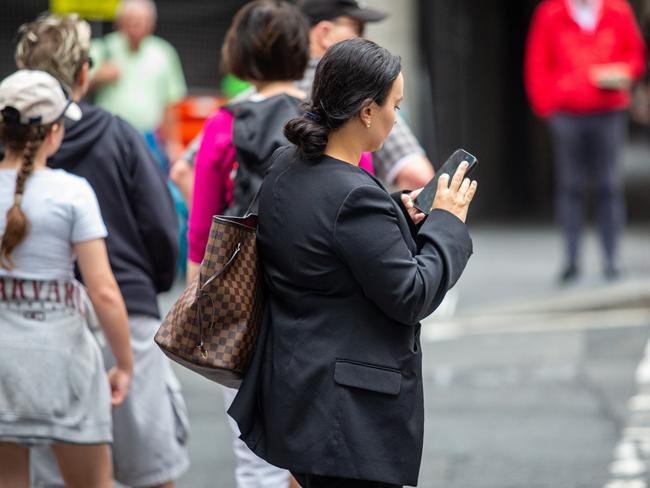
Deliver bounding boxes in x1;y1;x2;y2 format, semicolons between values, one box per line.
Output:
244;186;262;216
195;242;242;358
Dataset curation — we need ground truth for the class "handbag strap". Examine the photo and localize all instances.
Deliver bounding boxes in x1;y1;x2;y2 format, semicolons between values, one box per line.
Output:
245;186;262;216
195;242;242;357
200;243;241;291
244;145;292;216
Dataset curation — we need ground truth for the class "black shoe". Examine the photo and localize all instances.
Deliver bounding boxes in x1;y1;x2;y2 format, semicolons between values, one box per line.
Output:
604;265;620;281
559;265;579;284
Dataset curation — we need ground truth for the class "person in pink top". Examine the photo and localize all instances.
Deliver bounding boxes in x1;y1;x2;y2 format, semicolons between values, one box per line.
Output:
187;1;373;276
188;103;374;267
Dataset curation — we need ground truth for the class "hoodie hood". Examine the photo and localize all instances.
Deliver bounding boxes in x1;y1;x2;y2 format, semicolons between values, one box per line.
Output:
49;102;114;170
222;93;302;217
227;94;302;171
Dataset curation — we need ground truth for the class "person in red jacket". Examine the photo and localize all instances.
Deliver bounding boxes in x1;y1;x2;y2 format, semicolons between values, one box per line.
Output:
525;0;646;282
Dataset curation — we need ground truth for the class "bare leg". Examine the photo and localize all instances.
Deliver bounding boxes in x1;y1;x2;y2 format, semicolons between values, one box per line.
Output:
51;442;112;488
0;442;29;488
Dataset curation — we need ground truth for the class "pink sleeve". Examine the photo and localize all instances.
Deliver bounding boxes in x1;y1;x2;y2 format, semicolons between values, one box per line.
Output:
188;109;236;263
359;152;374;174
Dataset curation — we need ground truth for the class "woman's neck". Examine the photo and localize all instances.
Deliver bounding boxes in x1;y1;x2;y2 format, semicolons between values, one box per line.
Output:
253;80;305;100
325;129;363;166
0;151;48;170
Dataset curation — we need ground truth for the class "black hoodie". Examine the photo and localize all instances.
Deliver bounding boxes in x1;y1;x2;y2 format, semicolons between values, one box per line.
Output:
48;102;179;318
224;94;302;216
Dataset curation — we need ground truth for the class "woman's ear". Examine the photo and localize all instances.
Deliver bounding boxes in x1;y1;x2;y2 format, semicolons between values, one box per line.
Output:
359;100;373;127
46;123;62;144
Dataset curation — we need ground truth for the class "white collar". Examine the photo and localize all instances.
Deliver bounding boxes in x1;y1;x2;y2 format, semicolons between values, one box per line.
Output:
566;0;603;32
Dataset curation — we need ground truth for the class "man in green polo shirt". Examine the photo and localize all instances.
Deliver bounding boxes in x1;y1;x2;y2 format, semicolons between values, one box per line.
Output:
90;0;186;143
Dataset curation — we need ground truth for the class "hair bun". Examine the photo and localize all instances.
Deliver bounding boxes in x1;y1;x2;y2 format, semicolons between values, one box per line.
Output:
284;115;329;159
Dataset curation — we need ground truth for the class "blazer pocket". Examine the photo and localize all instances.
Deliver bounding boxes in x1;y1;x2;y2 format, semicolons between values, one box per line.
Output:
334;360;402;396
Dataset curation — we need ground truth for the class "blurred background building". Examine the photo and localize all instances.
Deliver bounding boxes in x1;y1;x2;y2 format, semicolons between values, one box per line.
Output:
1;0;649;222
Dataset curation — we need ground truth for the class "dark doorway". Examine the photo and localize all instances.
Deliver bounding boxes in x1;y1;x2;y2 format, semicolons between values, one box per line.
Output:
419;0;551;221
419;0;650;222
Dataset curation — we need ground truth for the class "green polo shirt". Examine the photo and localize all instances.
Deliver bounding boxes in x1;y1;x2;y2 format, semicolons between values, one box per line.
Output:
90;32;187;132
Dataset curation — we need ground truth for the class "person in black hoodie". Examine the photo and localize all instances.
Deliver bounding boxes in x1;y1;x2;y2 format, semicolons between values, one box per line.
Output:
13;14;189;488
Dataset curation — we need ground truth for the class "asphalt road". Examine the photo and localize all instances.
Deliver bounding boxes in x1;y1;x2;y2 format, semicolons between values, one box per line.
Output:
168;311;650;488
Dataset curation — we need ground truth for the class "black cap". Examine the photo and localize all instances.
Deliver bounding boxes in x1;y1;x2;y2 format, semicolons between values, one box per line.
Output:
298;0;388;26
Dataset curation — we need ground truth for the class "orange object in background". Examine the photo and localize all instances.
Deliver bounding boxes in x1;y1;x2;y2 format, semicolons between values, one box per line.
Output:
171;95;224;149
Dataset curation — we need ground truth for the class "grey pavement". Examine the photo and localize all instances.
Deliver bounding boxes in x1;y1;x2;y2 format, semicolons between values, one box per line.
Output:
158;224;650;488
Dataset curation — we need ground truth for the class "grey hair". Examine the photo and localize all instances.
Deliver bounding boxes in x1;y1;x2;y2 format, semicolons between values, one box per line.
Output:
117;0;158;21
15;13;91;92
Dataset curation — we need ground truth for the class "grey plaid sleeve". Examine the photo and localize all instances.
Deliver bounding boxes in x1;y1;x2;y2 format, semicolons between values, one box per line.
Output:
373;113;425;184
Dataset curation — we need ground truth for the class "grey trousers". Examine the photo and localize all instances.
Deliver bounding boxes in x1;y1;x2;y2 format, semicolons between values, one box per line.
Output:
549;111;627;269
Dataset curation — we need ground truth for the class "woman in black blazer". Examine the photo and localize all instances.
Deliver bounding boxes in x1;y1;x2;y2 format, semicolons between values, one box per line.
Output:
229;38;477;488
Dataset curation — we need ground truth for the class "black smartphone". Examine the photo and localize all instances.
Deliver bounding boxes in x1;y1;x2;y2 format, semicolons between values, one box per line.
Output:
413;148;478;214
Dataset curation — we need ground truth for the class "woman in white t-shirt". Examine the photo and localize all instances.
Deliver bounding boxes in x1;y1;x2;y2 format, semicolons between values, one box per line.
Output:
0;70;133;488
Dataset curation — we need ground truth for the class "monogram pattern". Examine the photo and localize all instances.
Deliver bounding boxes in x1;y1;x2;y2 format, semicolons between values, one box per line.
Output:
155;215;264;387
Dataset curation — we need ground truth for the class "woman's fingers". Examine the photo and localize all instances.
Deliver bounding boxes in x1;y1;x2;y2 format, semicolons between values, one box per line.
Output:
458;177;471;195
401;193;426;226
436;173;450;193
465;180;478;203
450;161;468;191
401;193;413;208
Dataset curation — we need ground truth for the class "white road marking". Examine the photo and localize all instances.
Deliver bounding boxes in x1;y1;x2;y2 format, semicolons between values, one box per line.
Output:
604;480;647;488
605;332;650;488
609;459;646;477
422;308;650;342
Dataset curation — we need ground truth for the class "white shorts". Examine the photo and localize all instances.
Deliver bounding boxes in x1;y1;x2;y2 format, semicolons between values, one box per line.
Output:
0;280;111;446
30;314;190;487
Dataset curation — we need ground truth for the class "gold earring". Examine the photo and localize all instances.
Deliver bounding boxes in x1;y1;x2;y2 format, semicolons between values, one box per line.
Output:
366;123;371;128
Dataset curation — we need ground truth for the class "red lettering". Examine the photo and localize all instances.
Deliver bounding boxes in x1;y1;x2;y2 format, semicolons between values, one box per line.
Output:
11;279;25;300
32;281;43;301
64;282;75;308
46;281;60;303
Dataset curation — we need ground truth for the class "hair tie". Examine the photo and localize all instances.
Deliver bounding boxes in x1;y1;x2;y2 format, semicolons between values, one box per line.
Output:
305;111;320;122
14;194;23;206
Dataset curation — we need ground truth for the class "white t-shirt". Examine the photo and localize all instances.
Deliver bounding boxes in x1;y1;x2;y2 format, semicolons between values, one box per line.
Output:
0;168;107;281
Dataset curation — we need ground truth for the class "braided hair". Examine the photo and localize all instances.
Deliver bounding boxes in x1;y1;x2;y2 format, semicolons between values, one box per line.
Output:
0;119;51;269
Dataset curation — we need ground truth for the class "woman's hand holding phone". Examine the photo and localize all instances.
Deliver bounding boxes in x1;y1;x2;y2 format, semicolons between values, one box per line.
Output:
431;161;478;223
401;189;426;225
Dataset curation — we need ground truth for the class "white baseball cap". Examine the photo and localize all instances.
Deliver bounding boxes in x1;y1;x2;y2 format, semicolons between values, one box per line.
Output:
0;70;81;126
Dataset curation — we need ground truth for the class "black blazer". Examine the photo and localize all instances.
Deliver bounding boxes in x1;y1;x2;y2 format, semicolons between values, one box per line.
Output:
229;146;473;486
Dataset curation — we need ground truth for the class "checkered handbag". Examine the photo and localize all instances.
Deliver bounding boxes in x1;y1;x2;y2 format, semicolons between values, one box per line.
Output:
154;214;264;388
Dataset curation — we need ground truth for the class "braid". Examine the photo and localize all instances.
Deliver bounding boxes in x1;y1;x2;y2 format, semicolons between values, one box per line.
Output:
0;125;47;270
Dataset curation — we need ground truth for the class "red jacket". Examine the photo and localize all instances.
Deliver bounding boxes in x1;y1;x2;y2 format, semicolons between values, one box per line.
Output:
525;0;646;118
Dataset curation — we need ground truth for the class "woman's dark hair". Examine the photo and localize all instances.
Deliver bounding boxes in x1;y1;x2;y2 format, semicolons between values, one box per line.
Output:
221;0;309;82
0;118;56;269
284;38;401;159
